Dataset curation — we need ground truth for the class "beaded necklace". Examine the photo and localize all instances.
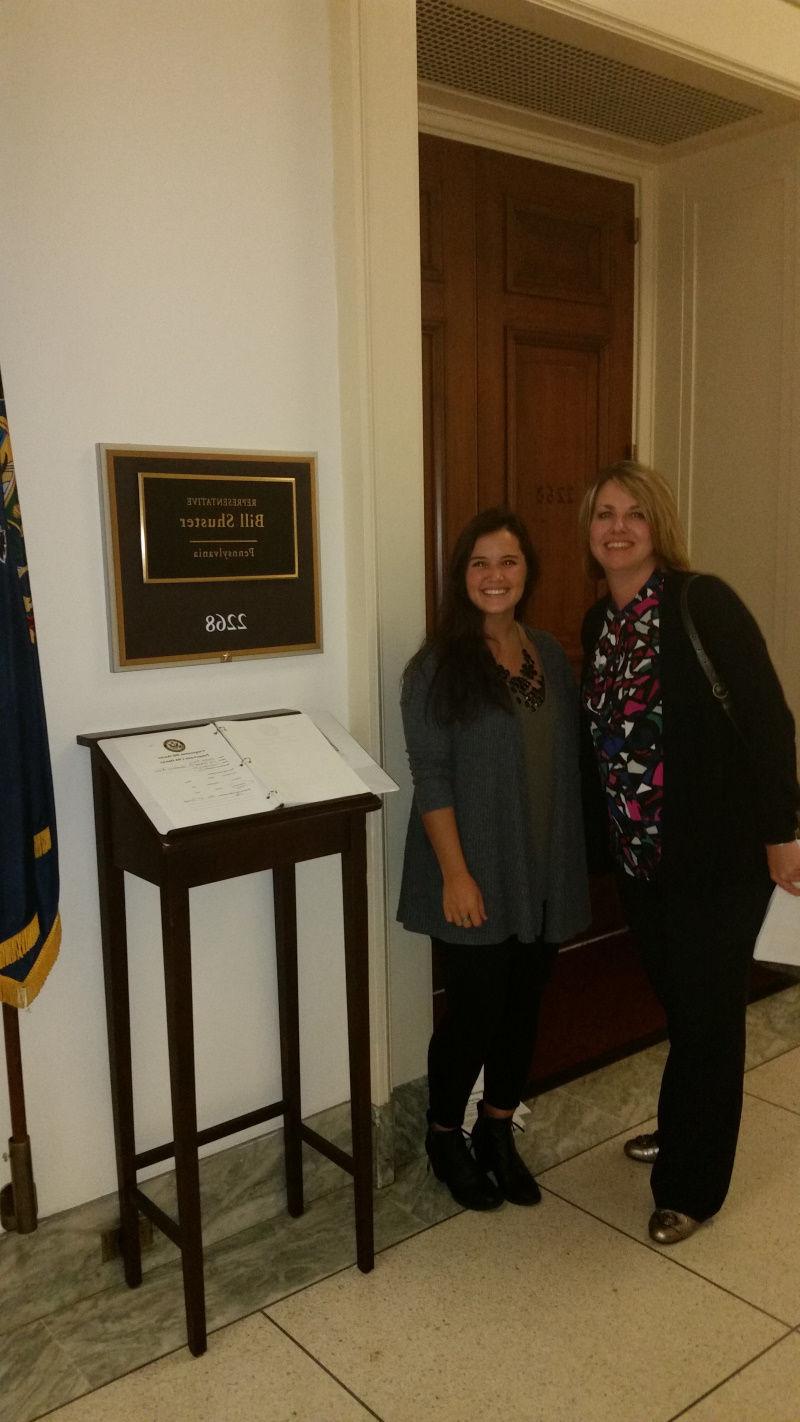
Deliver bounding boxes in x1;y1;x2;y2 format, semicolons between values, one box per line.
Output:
495;642;545;711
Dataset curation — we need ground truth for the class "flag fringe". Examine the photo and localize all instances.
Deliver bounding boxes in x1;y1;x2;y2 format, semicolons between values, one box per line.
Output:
0;915;61;1009
0;913;40;969
33;827;52;857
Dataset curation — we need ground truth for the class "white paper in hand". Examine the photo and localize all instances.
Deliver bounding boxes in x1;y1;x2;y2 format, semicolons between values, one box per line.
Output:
754;885;800;969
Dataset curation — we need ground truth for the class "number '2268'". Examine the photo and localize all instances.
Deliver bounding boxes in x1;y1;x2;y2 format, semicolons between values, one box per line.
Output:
535;484;575;504
205;613;248;632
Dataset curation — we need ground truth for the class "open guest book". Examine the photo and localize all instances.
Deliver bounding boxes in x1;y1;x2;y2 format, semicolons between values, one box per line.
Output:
98;710;397;834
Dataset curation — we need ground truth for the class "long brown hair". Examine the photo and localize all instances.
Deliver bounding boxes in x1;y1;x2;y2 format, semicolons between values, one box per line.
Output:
404;507;540;723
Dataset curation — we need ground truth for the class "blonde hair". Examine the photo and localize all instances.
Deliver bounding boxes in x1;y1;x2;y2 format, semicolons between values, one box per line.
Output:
578;461;690;581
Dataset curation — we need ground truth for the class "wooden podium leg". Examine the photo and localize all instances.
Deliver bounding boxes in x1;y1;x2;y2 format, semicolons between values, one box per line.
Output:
91;758;141;1288
341;813;374;1274
160;882;207;1357
273;865;303;1218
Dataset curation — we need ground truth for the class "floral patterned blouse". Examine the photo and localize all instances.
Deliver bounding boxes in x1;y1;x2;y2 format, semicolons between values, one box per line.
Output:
584;574;664;879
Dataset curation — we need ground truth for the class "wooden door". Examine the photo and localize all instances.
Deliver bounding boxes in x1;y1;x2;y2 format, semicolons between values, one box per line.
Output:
420;133;635;659
419;133;665;1084
476;147;635;669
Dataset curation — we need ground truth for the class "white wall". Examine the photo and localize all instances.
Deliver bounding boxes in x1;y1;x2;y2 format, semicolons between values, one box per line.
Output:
329;0;430;1090
0;0;356;1217
653;120;800;716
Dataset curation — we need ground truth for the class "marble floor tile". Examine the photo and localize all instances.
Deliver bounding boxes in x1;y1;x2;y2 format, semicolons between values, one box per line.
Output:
382;1154;463;1229
201;1179;423;1335
373;1098;396;1189
43;1313;376;1422
391;1077;428;1169
139;1101;357;1252
139;1130;285;1253
41;1252;190;1393
541;1093;800;1324
744;1043;800;1115
520;1084;629;1174
0;1192;126;1335
678;1331;800;1421
267;1194;782;1422
745;1018;799;1072
535;1043;667;1135
41;1179;423;1391
0;1111;357;1340
0;1319;91;1422
745;984;800;1058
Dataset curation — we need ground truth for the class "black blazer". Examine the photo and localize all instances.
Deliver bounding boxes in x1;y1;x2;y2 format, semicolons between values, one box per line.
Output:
581;570;798;888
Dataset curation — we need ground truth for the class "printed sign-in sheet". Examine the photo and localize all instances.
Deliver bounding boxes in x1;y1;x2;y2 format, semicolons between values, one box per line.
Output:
217;713;370;807
99;724;279;832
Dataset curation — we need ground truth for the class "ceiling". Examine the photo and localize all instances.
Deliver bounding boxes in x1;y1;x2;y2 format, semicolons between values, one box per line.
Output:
417;0;800;159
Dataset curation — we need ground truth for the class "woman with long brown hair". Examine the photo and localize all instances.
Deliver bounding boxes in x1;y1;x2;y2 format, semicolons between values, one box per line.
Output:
398;507;589;1212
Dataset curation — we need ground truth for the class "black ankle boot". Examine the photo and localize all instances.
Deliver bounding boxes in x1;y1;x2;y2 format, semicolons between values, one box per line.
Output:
425;1126;503;1211
471;1104;541;1206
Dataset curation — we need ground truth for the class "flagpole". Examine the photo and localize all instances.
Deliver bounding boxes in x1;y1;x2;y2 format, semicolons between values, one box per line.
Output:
0;1003;38;1233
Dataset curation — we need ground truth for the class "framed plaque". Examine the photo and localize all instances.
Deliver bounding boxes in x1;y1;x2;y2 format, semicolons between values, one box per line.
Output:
98;446;320;669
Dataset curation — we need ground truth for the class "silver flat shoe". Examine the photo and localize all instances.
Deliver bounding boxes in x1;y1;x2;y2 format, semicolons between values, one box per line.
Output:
624;1133;659;1163
648;1208;699;1245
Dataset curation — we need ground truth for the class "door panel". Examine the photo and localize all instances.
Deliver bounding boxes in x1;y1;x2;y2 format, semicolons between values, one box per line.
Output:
508;336;601;668
505;201;610;304
474;144;634;554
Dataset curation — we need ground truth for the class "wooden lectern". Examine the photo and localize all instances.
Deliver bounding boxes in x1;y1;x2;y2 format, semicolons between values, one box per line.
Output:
79;715;381;1356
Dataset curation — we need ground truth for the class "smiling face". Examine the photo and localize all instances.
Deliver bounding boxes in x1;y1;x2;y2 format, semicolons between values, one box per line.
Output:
588;480;657;591
465;528;527;622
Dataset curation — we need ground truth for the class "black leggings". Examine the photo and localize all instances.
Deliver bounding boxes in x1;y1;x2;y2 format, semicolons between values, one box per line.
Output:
427;936;558;1129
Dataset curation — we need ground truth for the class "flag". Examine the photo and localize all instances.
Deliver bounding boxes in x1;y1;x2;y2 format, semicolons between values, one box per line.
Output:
0;387;61;1007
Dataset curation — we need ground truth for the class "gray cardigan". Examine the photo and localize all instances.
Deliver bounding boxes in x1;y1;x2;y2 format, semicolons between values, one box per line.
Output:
397;630;590;946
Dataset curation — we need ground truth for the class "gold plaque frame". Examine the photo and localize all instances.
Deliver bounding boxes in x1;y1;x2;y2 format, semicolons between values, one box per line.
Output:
98;445;320;670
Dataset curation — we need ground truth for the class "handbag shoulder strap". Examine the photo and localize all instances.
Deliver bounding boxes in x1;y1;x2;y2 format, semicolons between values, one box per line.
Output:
681;578;799;829
679;573;736;721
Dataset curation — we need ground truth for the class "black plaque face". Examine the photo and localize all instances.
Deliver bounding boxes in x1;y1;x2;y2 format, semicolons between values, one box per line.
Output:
99;447;320;669
139;473;298;582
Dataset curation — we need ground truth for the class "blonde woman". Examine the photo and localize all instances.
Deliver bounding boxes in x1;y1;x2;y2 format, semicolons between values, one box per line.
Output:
580;462;800;1244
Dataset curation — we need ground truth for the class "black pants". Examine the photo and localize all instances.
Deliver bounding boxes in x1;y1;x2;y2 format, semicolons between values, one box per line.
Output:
620;872;771;1221
427;936;558;1129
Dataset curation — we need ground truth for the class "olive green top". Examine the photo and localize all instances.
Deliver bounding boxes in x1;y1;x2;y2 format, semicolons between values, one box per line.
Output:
515;685;555;893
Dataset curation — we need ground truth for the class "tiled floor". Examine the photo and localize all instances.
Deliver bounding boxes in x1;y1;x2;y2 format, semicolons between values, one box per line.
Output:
2;985;799;1422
